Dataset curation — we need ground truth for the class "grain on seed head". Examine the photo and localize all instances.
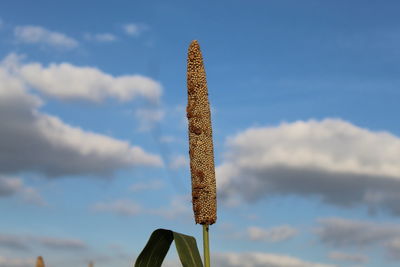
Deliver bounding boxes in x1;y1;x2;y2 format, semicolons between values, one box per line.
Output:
187;40;217;225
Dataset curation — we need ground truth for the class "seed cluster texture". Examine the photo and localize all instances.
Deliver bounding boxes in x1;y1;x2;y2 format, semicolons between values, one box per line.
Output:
187;40;217;225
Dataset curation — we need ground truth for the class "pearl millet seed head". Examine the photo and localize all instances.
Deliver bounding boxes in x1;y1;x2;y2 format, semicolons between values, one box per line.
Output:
187;40;217;225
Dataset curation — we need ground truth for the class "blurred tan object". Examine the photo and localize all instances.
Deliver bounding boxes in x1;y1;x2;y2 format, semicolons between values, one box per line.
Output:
36;256;45;267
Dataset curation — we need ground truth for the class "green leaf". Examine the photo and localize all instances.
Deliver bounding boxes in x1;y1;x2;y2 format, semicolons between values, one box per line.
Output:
173;231;203;267
134;228;203;267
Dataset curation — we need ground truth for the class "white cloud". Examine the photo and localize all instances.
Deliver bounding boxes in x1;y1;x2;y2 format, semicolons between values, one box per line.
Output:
217;119;400;214
0;56;163;177
1;54;162;103
169;155;188;170
328;251;368;263
91;199;142;216
316;217;400;260
246;225;298;242
212;252;337;267
135;108;164;131
123;23;147;36
84;33;117;42
130;179;164;192
0;256;35;267
14;25;78;49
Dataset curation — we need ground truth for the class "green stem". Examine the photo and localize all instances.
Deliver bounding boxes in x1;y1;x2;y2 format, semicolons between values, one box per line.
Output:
203;224;210;267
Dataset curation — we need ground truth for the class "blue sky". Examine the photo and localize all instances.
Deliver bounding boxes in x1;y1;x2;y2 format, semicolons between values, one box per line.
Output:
1;1;400;266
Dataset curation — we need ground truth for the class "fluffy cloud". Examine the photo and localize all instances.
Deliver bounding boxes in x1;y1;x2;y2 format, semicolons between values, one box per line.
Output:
0;233;86;251
316;217;400;260
0;256;35;267
328;251;368;263
217;119;400;214
0;56;162;177
3;56;162;103
212;252;336;267
246;225;298;242
14;25;78;49
91;199;142;216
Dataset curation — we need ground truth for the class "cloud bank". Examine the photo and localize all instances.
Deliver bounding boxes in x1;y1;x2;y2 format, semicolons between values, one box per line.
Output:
316;217;400;260
0;55;162;177
217;119;400;214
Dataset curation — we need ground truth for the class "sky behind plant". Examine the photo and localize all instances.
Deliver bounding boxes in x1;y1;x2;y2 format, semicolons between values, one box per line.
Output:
1;1;400;266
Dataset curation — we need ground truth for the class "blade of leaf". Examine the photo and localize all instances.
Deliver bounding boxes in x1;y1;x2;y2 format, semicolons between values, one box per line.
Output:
173;231;204;267
134;229;204;267
134;229;174;267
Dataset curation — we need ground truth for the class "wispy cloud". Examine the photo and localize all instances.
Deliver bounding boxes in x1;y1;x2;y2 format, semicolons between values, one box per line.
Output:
14;25;78;49
84;33;117;43
122;23;147;37
218;119;400;215
92;195;191;220
91;199;142;216
328;251;368;263
212;252;336;267
246;225;298;242
0;256;35;267
169;155;188;170
39;237;87;250
0;176;45;205
135;108;164;131
159;136;176;144
149;195;191;220
130;179;164;192
0;176;22;197
0;233;87;252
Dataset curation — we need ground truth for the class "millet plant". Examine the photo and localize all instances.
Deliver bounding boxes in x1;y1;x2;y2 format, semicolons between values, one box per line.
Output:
134;40;216;267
